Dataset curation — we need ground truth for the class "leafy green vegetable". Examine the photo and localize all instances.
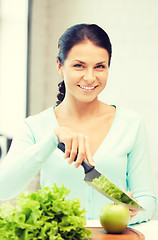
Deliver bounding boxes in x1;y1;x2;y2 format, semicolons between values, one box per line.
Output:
92;175;140;207
0;184;92;240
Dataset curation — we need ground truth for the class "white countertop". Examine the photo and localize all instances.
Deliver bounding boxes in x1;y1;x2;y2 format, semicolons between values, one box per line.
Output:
86;220;158;240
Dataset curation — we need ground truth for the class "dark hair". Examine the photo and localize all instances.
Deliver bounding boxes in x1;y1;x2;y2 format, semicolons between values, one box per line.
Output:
56;23;112;106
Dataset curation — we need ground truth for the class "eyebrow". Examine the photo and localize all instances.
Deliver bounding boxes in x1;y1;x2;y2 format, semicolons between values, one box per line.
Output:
72;60;108;65
95;61;107;65
72;60;85;64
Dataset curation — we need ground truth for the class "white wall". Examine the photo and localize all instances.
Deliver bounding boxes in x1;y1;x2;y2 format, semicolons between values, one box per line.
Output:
0;0;28;137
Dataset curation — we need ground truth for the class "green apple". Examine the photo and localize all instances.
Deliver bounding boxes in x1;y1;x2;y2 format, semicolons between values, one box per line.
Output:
99;204;130;233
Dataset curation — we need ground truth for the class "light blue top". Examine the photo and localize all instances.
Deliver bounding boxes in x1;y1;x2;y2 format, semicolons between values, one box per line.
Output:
0;106;157;224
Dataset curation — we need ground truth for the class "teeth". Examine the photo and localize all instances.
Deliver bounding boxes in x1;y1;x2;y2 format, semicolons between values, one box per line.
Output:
79;85;95;90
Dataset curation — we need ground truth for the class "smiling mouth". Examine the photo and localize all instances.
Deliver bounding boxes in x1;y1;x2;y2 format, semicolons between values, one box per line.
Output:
78;85;97;90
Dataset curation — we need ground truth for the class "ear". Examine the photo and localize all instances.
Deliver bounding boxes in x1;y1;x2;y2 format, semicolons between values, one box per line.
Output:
56;59;63;76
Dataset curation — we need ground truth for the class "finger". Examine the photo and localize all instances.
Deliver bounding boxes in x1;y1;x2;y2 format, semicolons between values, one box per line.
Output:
85;136;95;166
74;134;86;168
125;191;134;198
68;137;78;164
125;191;138;203
129;209;138;218
64;139;72;159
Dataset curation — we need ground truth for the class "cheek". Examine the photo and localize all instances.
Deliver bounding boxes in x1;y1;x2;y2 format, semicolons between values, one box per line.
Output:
101;80;108;89
98;72;108;85
63;70;82;83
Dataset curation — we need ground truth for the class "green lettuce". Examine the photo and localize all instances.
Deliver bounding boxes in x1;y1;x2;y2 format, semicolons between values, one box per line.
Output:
0;184;92;240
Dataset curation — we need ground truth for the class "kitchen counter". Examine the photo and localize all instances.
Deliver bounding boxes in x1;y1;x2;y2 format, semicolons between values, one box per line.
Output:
86;220;158;240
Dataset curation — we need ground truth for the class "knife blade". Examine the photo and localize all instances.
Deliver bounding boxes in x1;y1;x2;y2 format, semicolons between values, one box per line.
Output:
57;142;145;211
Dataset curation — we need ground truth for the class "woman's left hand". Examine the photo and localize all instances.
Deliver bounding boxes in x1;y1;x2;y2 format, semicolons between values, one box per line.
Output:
125;191;138;219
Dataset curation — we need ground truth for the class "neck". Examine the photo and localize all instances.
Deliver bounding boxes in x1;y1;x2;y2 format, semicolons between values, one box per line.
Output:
57;97;101;120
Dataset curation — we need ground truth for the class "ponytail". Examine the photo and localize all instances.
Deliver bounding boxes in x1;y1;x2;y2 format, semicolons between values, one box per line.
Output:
56;80;66;106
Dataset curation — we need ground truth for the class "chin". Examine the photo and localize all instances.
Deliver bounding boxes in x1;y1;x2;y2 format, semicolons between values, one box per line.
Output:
76;96;98;104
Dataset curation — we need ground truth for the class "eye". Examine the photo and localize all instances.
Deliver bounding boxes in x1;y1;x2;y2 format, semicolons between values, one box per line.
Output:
73;64;84;68
95;65;106;69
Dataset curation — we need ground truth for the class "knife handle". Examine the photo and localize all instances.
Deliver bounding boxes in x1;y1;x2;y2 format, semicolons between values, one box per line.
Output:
57;142;94;174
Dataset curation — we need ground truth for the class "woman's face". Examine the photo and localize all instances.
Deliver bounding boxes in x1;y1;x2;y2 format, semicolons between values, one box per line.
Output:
57;40;109;104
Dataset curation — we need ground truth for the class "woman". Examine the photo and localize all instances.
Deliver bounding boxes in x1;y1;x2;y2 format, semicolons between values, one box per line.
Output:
0;24;157;224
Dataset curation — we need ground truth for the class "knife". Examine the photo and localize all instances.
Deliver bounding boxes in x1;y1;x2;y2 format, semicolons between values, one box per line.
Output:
58;142;145;211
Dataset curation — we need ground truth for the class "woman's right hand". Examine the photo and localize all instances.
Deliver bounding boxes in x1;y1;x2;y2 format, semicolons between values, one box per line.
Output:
54;127;95;168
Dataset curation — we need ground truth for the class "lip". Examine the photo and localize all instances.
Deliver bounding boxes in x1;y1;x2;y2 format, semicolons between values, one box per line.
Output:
78;84;97;92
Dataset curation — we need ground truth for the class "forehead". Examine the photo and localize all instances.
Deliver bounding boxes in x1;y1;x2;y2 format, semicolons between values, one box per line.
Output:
65;40;109;63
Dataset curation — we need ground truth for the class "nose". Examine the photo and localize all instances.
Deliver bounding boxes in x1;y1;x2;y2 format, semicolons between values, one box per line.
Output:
83;69;96;83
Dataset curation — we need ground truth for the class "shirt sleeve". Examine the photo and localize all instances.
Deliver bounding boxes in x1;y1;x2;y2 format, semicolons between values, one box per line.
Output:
127;118;157;224
0;120;59;200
